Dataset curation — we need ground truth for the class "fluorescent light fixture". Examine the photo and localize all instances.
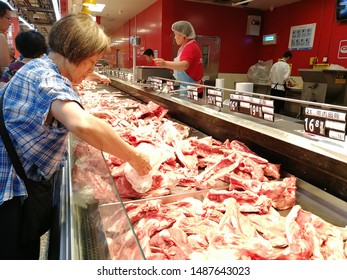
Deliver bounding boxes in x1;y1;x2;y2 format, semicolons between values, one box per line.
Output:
19;16;35;29
232;0;254;6
89;4;105;12
52;0;61;21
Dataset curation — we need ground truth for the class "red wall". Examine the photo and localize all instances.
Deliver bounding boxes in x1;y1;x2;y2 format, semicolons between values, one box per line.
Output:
260;0;347;75
109;0;260;72
163;0;262;73
109;0;347;76
108;1;163;68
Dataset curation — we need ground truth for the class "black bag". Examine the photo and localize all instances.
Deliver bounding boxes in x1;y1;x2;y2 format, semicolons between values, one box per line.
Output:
22;179;54;239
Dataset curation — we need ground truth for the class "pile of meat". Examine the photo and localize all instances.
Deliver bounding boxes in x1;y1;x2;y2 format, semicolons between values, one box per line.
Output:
102;190;347;260
72;88;296;211
73;87;347;260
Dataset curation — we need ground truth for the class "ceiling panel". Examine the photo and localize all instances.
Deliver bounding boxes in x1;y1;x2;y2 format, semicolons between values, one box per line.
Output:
9;0;56;35
8;0;304;37
68;0;157;34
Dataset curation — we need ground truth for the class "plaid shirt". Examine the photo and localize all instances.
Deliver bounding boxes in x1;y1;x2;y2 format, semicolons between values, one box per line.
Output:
0;54;81;204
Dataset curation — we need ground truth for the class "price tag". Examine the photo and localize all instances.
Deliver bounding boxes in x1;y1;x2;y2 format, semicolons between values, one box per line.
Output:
207;88;223;108
304;107;346;141
229;93;274;122
187;85;199;101
229;100;239;112
166;81;175;92
151;78;163;91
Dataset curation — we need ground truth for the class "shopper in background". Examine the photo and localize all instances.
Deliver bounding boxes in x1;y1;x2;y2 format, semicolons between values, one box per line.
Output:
0;30;48;85
269;51;293;113
0;13;152;260
0;1;12;76
154;20;203;97
8;45;16;62
143;48;156;66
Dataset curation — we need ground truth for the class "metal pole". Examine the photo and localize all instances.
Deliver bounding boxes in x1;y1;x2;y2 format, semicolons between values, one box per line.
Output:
132;45;136;82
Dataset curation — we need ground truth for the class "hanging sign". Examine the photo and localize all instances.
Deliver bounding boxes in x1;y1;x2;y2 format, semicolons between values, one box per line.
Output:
304;107;346;141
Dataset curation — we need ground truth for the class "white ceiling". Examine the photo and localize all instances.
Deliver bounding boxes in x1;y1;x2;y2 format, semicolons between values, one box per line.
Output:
68;0;157;34
68;0;303;35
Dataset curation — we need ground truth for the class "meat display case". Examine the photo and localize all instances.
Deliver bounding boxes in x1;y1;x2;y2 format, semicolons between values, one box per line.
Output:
109;77;347;203
57;80;347;260
59;135;146;259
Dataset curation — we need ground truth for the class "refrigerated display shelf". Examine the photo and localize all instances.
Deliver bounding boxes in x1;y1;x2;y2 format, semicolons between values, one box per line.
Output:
59;80;347;259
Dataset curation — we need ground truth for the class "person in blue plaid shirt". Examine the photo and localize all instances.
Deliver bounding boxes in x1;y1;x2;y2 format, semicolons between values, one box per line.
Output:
0;13;152;260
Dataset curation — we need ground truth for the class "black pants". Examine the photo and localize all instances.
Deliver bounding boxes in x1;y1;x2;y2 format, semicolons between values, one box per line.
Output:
270;88;286;113
0;197;22;259
0;179;54;260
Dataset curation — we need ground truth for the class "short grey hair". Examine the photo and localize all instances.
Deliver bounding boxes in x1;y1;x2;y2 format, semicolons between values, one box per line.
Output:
48;13;110;65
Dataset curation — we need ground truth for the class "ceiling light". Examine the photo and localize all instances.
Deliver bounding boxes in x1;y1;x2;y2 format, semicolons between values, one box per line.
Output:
20;17;35;29
232;0;254;6
52;0;61;20
82;0;97;6
89;4;105;13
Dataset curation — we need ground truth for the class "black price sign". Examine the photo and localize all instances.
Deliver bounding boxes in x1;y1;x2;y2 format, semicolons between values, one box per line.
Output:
304;107;346;141
250;104;264;118
304;117;325;135
151;78;163;91
229;94;274;122
187;85;199;101
230;100;239;112
207;88;223;108
166;81;175;92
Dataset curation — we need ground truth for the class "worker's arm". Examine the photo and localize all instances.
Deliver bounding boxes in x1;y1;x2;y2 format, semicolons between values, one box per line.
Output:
154;58;189;71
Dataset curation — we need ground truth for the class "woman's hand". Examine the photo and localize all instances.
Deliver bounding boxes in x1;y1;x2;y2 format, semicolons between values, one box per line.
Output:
129;151;152;176
98;74;111;84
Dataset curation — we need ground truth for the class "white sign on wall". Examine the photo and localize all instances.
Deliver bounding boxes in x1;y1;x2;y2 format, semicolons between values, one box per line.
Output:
288;23;316;50
338;40;347;59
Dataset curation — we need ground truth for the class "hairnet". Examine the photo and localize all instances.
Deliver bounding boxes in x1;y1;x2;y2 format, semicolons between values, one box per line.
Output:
171;21;196;39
